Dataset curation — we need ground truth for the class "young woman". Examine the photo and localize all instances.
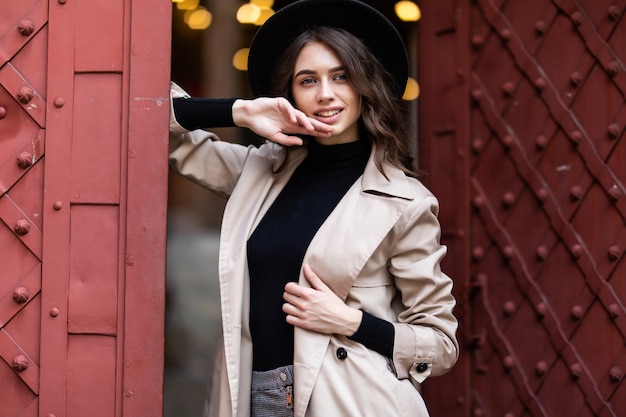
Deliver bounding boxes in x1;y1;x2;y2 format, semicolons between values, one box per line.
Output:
168;1;459;416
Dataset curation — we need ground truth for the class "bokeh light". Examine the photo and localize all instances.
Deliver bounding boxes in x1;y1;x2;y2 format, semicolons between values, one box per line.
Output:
395;1;421;22
186;7;212;30
402;77;420;101
176;0;199;11
250;0;274;7
233;48;250;71
237;3;261;24
254;7;275;26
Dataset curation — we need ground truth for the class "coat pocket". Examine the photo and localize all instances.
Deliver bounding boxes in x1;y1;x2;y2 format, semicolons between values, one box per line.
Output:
306;337;430;417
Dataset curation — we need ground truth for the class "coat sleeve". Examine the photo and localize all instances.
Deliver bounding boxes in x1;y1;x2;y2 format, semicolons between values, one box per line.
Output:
168;81;261;197
389;194;459;385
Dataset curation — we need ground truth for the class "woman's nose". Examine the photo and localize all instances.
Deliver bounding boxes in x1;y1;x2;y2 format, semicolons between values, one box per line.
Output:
317;79;335;101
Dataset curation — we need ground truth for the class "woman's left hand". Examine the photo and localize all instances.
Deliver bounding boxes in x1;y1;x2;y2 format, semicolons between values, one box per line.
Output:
283;264;363;336
232;97;333;146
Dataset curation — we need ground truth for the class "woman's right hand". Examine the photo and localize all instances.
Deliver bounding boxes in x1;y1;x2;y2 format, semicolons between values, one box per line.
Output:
232;97;333;146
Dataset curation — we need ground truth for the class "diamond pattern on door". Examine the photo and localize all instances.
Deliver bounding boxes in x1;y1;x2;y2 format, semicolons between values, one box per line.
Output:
0;0;46;416
467;0;626;416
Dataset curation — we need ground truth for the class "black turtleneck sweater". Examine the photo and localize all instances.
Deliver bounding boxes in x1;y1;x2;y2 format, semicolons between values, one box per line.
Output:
172;97;395;371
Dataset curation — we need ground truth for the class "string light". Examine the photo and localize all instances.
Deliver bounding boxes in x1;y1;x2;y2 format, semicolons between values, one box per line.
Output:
253;7;274;26
176;0;199;11
186;7;212;30
232;48;250;71
402;77;420;101
237;3;261;24
395;1;421;22
250;0;274;7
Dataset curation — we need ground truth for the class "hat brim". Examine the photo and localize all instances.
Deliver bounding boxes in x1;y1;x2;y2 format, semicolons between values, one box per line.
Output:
248;0;408;98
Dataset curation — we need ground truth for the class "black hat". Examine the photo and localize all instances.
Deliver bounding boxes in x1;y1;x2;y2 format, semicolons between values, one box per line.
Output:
247;0;409;98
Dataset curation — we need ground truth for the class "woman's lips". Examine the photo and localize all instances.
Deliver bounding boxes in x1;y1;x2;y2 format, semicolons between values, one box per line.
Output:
314;108;343;122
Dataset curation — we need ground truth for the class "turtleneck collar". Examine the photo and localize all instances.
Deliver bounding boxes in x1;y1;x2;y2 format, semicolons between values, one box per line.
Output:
304;138;371;170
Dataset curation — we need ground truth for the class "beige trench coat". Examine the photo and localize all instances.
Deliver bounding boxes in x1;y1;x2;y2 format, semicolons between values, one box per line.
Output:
169;83;459;417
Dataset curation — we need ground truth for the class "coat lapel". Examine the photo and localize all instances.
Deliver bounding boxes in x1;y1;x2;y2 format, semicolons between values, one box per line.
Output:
293;149;414;416
218;143;305;415
301;148;413;299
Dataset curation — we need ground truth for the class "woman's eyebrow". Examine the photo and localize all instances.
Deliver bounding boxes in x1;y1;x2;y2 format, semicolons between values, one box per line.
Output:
294;66;345;78
294;69;317;77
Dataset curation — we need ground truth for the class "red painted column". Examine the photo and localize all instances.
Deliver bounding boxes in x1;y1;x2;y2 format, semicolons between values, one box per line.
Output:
121;0;171;416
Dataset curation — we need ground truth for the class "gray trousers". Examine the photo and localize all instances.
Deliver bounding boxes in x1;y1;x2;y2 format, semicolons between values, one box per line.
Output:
250;365;295;417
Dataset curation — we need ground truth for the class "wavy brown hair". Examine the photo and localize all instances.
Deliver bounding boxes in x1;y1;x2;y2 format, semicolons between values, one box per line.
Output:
269;26;419;178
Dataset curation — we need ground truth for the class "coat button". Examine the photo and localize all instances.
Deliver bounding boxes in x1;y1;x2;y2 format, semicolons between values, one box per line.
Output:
336;347;348;360
416;363;428;373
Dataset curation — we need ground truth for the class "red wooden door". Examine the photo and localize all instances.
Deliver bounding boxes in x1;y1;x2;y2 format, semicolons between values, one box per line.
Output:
0;1;170;416
419;1;626;416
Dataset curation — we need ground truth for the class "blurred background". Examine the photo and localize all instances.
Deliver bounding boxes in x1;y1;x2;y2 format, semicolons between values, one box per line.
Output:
165;1;421;415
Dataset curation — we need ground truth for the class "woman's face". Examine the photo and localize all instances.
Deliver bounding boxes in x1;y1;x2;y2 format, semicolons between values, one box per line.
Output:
291;41;361;145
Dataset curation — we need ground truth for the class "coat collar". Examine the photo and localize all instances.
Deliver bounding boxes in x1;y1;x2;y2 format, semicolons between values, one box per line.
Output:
361;146;414;201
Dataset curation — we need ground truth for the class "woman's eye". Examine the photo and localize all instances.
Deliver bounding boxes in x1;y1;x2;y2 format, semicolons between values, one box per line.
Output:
300;78;316;85
334;73;348;81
